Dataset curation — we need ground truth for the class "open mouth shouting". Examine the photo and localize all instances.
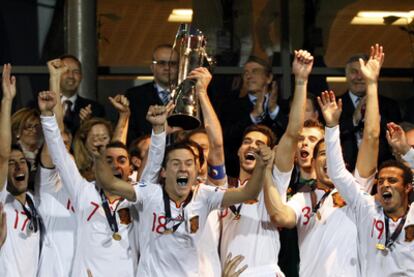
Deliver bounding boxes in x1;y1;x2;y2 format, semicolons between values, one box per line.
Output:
300;150;310;159
113;172;122;179
381;190;393;204
245;151;256;161
14;173;25;182
177;176;189;187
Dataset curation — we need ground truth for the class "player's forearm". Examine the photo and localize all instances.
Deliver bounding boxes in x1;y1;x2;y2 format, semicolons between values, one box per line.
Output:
264;170;296;228
0;98;12;162
356;82;379;178
199;92;224;150
139;130;165;184
326;126;361;206
363;82;380;140
41;114;84;197
95;156;136;201
112;112;130;145
240;163;266;200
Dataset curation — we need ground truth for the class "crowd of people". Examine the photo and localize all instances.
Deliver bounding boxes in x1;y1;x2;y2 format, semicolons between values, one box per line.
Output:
0;42;413;277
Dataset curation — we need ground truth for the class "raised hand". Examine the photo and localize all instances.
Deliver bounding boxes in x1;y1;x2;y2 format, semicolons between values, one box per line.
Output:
0;202;6;249
256;144;275;169
109;94;130;114
79;104;93;123
317;90;343;127
38;91;57;116
386;122;411;155
359;44;384;83
222;253;248;277
292;50;314;81
47;59;68;78
2;64;16;100
187;67;212;94
146;102;175;127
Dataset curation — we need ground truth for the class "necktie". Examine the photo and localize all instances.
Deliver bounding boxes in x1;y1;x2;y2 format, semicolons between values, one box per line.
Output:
159;90;171;105
64;100;72;119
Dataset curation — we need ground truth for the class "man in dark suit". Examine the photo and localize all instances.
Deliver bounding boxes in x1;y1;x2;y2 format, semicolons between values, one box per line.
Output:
339;54;401;170
125;44;179;143
60;54;105;134
219;56;288;177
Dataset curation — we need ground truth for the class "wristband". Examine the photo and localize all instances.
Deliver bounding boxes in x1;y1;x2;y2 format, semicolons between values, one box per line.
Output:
208;164;226;180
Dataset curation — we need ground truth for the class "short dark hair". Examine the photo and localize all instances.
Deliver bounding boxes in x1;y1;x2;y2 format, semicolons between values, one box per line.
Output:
378;159;413;186
59;54;82;72
346;53;369;65
245;56;272;76
186;128;207;140
162;142;198;168
242;124;277;148
106;141;129;154
399;121;414;133
304;119;324;132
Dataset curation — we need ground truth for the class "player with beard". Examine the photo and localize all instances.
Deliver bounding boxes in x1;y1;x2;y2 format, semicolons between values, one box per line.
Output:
0;64;41;277
39;91;137;277
326;95;414;275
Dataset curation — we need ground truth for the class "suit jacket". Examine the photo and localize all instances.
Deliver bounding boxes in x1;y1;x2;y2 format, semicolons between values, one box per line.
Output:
338;92;401;170
219;93;288;177
64;95;105;135
125;82;163;143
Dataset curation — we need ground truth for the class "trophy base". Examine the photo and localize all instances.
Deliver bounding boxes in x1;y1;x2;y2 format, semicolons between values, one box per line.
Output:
168;114;200;130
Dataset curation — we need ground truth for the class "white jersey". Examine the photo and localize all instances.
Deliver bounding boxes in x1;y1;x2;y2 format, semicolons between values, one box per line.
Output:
220;166;291;277
41;115;137;277
287;189;359;277
0;183;40;277
326;125;414;276
141;130;223;276
34;166;76;277
133;182;224;276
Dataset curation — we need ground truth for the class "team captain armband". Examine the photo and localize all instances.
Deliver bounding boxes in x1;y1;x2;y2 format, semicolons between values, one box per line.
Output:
208;164;226;180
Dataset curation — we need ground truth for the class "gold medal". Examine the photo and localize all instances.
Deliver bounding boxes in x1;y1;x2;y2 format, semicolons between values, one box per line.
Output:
112;232;122;241
234;214;241;220
162;229;174;235
376;243;386;251
316;211;321;220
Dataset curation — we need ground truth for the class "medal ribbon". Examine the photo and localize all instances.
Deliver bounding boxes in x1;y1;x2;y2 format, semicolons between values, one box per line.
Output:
384;211;407;249
162;186;193;233
311;190;331;214
20;194;39;233
99;189;122;235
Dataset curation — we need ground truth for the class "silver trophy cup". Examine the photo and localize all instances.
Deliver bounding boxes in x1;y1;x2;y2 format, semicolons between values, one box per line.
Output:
168;24;213;130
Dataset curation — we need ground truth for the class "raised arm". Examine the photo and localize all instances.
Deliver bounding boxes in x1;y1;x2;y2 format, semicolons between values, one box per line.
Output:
188;67;226;186
274;49;313;172
0;202;6;249
0;64;15;190
139;103;174;184
264;150;297;229
355;44;383;178
110;94;130;144
221;144;269;207
319;92;364;207
39;91;85;202
94;148;136;202
386;122;414;168
47;59;67;130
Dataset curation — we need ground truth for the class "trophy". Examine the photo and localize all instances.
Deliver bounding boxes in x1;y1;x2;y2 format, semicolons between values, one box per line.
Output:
167;24;213;130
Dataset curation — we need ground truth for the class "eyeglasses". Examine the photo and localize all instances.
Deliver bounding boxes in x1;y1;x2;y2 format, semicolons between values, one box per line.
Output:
152;60;178;67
